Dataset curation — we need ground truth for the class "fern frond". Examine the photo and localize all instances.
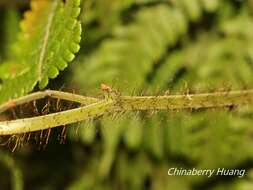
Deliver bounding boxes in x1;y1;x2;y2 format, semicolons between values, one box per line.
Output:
75;5;188;92
75;0;219;93
0;0;81;104
151;30;253;92
18;0;82;88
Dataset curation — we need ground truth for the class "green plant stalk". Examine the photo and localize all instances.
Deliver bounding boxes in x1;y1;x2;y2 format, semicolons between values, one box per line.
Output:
0;90;99;113
0;100;114;135
0;89;253;135
119;90;253;110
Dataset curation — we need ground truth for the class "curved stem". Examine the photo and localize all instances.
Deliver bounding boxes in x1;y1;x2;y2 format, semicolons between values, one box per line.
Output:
0;100;114;135
0;90;99;114
0;89;253;135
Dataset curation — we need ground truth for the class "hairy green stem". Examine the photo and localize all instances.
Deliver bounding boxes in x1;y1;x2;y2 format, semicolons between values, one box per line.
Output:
0;89;253;135
0;90;99;113
119;89;253;110
0;100;114;135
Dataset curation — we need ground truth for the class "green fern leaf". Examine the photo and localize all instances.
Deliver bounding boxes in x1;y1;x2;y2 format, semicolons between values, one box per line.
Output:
0;0;81;104
75;5;188;92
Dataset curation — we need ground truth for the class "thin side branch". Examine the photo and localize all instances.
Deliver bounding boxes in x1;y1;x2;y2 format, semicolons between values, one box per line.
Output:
0;90;99;114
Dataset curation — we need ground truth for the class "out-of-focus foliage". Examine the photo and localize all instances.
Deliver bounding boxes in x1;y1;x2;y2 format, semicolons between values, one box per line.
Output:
1;0;253;190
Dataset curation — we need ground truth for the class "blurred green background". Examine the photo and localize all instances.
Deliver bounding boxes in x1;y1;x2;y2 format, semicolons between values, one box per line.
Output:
1;0;253;189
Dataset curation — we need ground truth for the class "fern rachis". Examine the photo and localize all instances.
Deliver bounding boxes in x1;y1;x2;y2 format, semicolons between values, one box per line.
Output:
0;88;252;136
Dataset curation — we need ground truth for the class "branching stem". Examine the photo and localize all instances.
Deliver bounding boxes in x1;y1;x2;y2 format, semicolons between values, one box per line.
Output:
0;89;253;136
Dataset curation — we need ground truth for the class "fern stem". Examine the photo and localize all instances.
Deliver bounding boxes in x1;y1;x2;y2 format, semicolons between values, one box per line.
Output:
0;90;98;114
0;100;113;136
119;89;253;110
0;89;253;135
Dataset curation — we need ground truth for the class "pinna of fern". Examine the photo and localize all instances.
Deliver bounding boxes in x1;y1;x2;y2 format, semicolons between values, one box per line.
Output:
74;0;220;93
0;0;82;104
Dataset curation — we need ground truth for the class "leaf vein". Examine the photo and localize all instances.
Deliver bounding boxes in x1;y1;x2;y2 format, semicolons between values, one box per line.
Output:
38;0;58;81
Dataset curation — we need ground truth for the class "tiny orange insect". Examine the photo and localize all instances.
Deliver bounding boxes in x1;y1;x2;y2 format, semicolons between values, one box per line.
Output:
100;83;112;93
